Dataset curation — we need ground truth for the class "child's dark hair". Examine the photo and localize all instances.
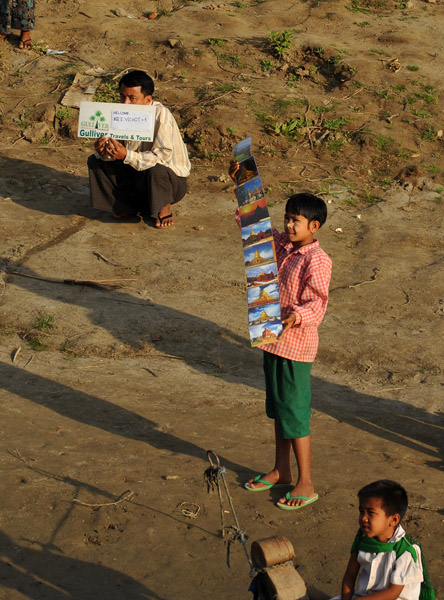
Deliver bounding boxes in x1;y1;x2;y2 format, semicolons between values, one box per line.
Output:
358;480;408;519
285;193;327;227
119;70;154;96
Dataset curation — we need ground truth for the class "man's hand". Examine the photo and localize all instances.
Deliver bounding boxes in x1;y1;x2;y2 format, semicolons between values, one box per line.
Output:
279;313;298;338
94;136;127;160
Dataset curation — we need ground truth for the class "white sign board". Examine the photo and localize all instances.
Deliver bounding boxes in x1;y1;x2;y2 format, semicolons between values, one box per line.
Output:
78;101;156;142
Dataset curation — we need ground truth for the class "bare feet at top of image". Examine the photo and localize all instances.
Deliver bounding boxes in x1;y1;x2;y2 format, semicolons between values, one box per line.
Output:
277;480;316;508
156;204;174;228
19;30;32;49
246;468;292;490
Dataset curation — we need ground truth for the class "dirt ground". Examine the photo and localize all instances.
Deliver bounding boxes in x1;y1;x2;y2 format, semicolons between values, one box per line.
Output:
0;0;443;598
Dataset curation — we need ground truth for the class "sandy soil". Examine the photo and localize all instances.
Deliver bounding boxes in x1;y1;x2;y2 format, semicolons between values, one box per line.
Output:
0;0;443;598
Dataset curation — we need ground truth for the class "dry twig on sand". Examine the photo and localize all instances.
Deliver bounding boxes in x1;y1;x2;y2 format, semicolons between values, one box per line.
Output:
9;271;135;290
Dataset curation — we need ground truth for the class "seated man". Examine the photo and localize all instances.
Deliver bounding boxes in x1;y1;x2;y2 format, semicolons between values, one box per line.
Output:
88;70;191;228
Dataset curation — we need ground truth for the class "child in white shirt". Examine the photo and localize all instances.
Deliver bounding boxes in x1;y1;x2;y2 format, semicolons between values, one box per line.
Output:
334;480;429;600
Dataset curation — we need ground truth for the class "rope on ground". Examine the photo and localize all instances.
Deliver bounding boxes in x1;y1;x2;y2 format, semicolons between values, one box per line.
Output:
204;450;255;574
72;489;135;507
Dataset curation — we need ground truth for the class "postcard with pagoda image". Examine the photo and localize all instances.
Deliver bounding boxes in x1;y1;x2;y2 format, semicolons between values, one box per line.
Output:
243;240;276;269
248;302;282;328
236;176;265;206
235;156;260;187
239;198;269;228
241;219;273;249
246;263;278;288
247;282;280;308
249;321;283;347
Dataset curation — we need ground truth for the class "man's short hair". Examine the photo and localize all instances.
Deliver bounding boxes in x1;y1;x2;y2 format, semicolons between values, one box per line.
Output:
119;70;154;96
285;193;327;227
358;480;408;519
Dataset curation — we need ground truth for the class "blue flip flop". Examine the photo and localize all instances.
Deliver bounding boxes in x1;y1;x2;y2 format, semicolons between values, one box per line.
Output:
276;492;319;510
244;474;292;492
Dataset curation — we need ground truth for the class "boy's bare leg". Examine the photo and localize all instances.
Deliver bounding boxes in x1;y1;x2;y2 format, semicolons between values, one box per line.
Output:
247;421;293;489
278;435;315;507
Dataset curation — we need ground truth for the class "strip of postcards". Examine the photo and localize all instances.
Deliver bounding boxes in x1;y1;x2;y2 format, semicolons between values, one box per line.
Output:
233;137;283;347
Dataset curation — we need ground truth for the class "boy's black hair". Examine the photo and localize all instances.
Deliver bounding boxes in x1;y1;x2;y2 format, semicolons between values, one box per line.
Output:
119;70;154;96
358;480;408;519
285;193;327;227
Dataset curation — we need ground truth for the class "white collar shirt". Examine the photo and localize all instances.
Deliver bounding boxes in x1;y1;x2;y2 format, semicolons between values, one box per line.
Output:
354;525;423;600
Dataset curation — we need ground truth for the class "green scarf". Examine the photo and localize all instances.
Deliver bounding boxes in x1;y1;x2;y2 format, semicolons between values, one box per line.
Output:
351;530;417;563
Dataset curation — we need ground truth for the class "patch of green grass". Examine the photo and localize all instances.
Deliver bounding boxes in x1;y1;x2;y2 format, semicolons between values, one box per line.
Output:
286;73;300;88
56;107;72;121
27;338;48;351
406;65;420;72
369;48;390;56
273;97;295;115
376;135;396;153
413;109;432;118
17;109;33;128
324;117;349;130
347;0;371;13
261;59;274;72
420;124;437;141
404;95;417;106
313;104;336;114
219;53;243;68
414;86;439;105
392;84;407;92
204;151;224;160
254;109;274;125
354;20;370;26
33;313;55;331
126;39;135;46
94;79;120;102
328;138;347;153
425;164;439;173
364;194;382;204
268;29;293;58
374;89;394;100
208;37;226;47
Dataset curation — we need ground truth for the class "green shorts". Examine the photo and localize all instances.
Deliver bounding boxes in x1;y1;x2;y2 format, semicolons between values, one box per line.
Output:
263;351;313;439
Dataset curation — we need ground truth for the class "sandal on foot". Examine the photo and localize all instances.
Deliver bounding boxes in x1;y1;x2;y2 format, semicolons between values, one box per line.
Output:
19;33;32;49
245;474;292;492
276;492;319;511
155;213;173;228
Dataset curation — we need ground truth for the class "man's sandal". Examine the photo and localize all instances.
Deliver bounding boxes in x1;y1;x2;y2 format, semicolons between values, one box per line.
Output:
155;213;173;228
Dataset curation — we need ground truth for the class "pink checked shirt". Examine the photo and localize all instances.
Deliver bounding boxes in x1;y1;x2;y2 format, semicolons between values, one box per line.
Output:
259;230;332;362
